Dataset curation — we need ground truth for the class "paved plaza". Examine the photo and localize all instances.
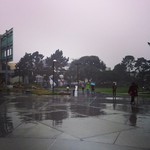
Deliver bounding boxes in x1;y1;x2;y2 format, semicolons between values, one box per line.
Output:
0;92;150;150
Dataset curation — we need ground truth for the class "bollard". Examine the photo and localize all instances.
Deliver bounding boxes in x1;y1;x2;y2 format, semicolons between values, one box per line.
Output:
74;85;78;97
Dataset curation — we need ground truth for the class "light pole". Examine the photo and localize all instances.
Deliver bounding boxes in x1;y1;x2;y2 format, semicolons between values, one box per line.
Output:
75;63;80;86
52;59;57;94
17;66;20;85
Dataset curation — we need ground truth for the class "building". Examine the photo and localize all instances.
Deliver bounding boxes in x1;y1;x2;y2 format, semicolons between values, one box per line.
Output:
0;28;13;85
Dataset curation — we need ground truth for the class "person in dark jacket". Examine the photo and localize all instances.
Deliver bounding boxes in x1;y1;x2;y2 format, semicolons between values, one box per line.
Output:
128;82;138;105
112;82;117;99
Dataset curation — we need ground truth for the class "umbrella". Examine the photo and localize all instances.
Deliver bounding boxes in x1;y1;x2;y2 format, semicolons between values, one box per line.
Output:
90;82;95;86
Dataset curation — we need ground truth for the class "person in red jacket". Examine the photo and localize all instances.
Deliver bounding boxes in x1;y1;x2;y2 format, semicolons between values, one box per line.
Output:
128;82;138;105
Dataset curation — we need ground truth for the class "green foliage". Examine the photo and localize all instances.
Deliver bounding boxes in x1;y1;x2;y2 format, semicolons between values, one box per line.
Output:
45;49;69;80
66;55;106;83
31;89;51;95
122;55;135;72
113;56;150;86
95;87;150;97
15;51;44;83
95;87;129;94
14;49;150;89
134;57;150;86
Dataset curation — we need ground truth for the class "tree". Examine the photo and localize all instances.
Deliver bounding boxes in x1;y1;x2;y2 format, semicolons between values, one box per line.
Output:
79;56;106;81
45;49;69;83
15;53;31;84
30;51;44;82
113;63;126;73
66;56;106;83
122;55;135;75
15;51;44;84
134;57;150;86
65;59;78;83
97;70;118;87
113;63;131;85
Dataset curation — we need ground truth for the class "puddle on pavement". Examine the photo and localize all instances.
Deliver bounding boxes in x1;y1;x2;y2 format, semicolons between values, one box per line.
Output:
0;112;13;137
0;95;150;137
105;97;124;100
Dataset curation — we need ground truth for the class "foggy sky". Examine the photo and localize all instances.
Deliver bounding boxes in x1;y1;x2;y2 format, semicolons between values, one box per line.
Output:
0;0;150;69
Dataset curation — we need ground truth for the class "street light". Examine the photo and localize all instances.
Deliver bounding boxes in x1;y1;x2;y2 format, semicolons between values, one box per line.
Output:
16;66;20;85
75;63;80;86
52;59;57;94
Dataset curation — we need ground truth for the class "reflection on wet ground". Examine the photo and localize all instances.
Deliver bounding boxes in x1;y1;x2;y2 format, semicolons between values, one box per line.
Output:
0;93;150;138
0;112;13;137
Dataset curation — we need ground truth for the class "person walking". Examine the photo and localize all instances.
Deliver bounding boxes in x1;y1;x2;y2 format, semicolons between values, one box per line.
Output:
81;82;85;94
128;82;138;105
85;81;90;95
112;82;117;99
90;82;95;96
66;84;70;92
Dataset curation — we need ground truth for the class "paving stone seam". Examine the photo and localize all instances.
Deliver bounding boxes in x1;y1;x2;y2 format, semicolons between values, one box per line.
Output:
81;131;120;140
113;131;121;144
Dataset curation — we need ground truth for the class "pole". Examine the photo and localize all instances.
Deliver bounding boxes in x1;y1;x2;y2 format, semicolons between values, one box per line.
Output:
52;61;54;94
19;67;20;85
52;59;56;94
76;64;78;85
75;63;80;86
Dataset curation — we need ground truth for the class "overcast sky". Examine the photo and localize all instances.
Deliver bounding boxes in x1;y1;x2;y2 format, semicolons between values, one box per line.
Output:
0;0;150;69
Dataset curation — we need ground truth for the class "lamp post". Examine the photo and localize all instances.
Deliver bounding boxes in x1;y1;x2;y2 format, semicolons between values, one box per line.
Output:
52;59;57;94
17;67;20;85
75;63;80;86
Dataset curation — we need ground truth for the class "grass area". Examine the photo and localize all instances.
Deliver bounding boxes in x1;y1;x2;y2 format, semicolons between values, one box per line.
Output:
1;86;149;97
31;89;51;95
95;87;150;97
0;86;71;95
95;87;128;94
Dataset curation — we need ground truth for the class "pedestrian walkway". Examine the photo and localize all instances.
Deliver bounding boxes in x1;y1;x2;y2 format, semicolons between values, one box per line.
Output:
0;93;150;150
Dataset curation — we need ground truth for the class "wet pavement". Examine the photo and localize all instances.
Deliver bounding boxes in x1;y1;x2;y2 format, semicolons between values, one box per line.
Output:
0;92;150;150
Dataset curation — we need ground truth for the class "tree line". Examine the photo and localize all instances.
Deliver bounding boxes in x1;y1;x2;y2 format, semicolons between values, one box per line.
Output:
14;49;150;89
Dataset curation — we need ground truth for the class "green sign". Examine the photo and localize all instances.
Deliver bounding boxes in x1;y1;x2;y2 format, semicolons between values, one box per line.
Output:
0;28;13;62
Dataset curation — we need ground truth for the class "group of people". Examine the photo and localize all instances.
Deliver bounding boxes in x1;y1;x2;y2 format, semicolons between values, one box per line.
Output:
66;81;95;96
112;81;138;105
81;81;95;95
69;80;139;104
